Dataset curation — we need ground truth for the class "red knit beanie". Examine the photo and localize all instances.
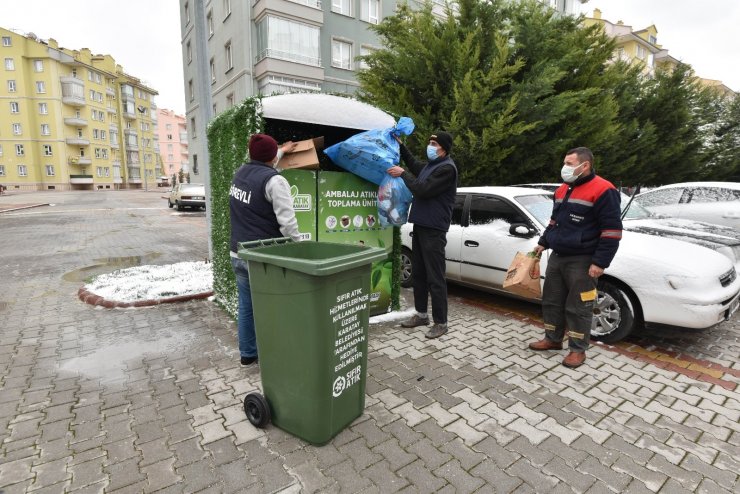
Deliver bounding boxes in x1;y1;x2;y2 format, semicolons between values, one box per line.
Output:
249;134;278;163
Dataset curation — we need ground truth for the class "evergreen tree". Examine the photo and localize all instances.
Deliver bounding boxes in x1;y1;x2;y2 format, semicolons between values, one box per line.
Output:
701;90;740;181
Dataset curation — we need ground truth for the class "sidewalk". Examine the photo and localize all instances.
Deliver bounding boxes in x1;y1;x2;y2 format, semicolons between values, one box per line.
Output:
0;191;738;493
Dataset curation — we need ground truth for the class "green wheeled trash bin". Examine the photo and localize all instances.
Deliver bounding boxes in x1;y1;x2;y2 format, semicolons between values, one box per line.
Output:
239;239;387;445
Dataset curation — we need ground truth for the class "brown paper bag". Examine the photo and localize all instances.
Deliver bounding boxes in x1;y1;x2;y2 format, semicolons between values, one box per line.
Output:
503;251;542;298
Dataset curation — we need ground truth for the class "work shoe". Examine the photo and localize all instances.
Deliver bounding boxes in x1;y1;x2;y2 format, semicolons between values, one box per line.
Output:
528;338;564;351
425;323;448;339
401;314;429;328
241;356;258;366
562;351;586;368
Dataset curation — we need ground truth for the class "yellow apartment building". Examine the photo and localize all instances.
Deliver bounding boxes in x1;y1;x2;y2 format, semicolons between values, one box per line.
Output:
585;9;736;98
0;27;160;191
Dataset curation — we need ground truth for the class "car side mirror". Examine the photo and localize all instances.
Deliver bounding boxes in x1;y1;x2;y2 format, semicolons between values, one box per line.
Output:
509;223;537;238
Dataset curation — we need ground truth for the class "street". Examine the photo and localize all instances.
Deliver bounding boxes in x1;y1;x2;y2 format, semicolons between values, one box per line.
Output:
0;190;738;493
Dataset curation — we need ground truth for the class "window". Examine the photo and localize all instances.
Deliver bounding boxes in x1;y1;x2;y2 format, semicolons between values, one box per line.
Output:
331;39;352;70
193;154;199;175
223;0;231;18
101;130;106;139
7;80;15;92
0;165;4;176
104;167;110;177
184;1;190;25
95;148;102;159
46;165;55;176
18;165;27;177
637;187;684;207
637;45;646;60
2;36;11;47
360;0;379;24
93;129;100;139
225;42;233;70
167;134;173;140
102;149;109;159
207;11;214;37
43;144;53;156
39;102;48;114
226;93;234;107
189;79;194;101
210;58;216;83
12;123;21;135
36;81;46;93
186;40;192;63
34;60;43;72
332;0;351;16
4;58;14;70
469;195;528;226
359;45;375;69
256;17;321;66
166;123;173;131
0;144;2;156
10;101;19;113
648;35;657;45
191;117;196;138
41;124;50;136
16;144;25;155
451;195;465;226
97;166;104;177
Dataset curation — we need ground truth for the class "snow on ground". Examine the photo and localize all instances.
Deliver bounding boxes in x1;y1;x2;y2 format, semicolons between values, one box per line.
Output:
84;261;213;303
370;308;415;324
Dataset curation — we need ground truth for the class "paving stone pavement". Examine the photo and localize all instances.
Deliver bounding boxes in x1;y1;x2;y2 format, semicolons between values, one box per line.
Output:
1;190;739;493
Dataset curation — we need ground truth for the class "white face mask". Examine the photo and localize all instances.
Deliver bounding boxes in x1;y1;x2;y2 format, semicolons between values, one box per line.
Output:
272;149;284;170
561;162;584;183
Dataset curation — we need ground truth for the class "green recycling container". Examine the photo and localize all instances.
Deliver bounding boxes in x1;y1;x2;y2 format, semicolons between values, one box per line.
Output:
239;239;387;445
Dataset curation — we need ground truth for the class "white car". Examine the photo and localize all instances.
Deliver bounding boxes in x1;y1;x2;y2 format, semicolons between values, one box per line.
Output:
400;186;740;343
634;182;740;229
168;183;206;211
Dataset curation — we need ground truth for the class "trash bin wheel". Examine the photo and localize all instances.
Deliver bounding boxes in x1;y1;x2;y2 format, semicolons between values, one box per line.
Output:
244;392;271;428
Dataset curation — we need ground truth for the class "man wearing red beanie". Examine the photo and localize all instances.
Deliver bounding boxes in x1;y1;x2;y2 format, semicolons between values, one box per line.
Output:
229;133;300;365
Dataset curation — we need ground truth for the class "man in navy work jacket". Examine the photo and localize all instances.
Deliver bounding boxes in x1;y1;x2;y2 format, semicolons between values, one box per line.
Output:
387;131;458;339
530;147;622;368
229;134;300;366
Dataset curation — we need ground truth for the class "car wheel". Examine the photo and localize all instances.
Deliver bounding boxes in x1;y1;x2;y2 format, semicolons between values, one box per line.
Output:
400;247;413;288
591;280;638;343
176;201;183;211
168;200;173;208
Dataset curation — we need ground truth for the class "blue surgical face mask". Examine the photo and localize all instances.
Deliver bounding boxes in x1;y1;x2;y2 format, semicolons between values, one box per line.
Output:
426;145;438;160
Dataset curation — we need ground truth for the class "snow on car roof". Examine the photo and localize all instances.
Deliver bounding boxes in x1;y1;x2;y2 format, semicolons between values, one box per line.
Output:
260;94;396;130
458;186;552;198
644;182;740;190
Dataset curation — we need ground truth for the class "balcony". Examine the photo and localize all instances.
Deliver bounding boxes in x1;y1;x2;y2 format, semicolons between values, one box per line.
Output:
70;174;94;185
111;142;120;150
64;116;88;126
122;110;136;120
106;87;116;96
60;76;86;106
66;137;90;146
68;156;92;165
126;143;139;151
107;106;117;114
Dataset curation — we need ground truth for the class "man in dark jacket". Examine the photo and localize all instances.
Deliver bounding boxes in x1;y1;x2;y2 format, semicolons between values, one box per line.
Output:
529;147;622;368
387;131;458;339
229;134;300;365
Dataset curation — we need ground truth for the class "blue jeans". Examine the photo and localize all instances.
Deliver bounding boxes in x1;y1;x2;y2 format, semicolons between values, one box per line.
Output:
231;257;257;358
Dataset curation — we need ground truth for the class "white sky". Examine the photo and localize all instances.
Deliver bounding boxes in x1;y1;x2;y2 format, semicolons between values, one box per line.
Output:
585;0;740;91
2;1;737;118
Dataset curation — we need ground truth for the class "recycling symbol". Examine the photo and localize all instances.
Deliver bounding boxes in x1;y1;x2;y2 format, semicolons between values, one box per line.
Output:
332;376;346;397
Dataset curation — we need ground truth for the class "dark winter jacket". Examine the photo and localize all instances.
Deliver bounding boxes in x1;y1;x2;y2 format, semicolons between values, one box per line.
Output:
538;172;622;268
229;161;282;253
398;144;458;232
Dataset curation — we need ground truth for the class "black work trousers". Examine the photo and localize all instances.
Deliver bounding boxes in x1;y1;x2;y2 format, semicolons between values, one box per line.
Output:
411;225;448;324
541;253;596;352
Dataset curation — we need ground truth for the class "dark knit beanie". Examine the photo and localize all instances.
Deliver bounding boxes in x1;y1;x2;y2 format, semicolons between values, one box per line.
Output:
431;131;453;155
249;134;278;163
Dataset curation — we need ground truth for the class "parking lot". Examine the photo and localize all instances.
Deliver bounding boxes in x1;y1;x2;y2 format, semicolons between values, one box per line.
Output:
1;190;738;493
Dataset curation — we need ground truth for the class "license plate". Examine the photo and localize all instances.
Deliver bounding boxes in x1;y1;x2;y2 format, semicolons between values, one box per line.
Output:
192;196;204;200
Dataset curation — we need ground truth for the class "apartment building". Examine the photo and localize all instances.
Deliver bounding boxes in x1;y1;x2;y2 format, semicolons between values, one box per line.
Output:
157;108;189;182
0;27;160;192
179;0;586;180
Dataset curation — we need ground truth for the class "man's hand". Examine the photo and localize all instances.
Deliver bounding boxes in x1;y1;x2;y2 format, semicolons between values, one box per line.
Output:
280;141;298;153
533;244;545;255
387;166;405;177
588;264;604;278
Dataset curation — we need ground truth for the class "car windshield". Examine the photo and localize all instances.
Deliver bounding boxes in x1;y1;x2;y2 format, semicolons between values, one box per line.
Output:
514;192;654;226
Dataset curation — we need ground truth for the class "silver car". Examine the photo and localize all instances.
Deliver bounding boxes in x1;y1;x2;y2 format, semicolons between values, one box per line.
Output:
168;183;206;211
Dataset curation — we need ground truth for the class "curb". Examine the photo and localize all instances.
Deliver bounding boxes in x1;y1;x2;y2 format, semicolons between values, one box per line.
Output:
78;287;214;308
0;203;50;213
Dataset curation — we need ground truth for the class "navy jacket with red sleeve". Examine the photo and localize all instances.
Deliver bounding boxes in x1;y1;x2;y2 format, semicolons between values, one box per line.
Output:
538;172;622;268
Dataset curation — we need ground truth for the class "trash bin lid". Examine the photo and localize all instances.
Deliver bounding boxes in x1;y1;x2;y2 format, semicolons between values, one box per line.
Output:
239;241;387;276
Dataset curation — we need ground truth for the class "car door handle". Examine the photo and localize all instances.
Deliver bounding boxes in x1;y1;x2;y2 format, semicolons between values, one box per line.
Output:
464;240;479;247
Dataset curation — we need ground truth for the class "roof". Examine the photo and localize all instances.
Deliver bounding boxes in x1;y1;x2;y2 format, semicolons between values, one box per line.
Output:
458;186;553;198
648;182;740;190
260;94;396;130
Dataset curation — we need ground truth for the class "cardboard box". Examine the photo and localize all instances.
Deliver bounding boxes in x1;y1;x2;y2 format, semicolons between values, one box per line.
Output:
278;137;324;170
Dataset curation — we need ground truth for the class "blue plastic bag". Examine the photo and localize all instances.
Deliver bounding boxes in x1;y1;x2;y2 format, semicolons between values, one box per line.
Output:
324;117;415;186
377;175;413;227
